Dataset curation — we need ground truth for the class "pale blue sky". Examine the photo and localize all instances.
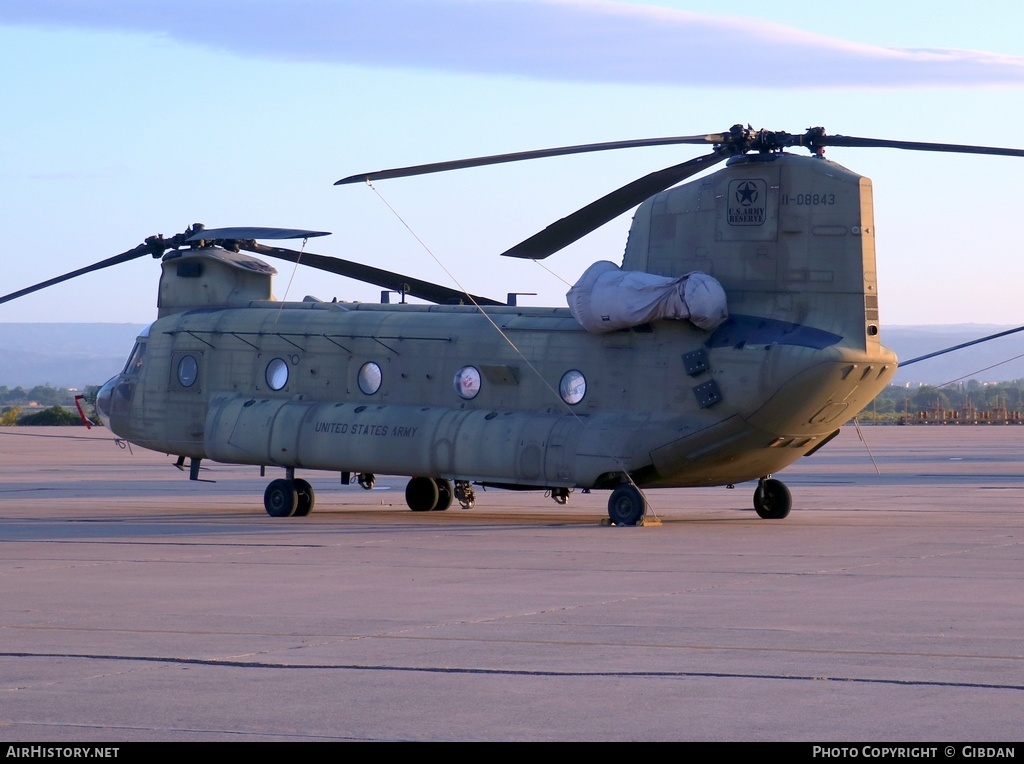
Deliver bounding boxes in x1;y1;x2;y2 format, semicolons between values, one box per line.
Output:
2;0;1023;325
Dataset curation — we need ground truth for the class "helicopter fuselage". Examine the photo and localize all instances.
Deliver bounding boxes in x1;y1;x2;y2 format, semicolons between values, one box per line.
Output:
97;150;898;520
100;296;894;490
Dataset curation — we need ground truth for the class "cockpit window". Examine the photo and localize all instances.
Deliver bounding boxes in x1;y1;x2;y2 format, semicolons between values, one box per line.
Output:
122;341;147;376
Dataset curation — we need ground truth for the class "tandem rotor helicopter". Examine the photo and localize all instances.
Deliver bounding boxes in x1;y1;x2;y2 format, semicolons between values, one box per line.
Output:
5;125;1024;525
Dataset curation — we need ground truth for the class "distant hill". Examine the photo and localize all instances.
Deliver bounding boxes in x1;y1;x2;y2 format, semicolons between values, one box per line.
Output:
0;323;146;388
1;322;1022;388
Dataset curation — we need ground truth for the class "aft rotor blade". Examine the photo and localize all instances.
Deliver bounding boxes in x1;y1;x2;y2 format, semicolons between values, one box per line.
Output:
335;133;731;185
502;151;727;259
899;325;1024;367
820;135;1024;158
241;242;505;306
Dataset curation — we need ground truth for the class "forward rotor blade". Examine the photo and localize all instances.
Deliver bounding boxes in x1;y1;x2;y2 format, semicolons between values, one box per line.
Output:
186;227;331;242
241;242;504;306
820;134;1024;158
0;226;333;309
0;237;172;307
502;151;728;259
335;134;731;185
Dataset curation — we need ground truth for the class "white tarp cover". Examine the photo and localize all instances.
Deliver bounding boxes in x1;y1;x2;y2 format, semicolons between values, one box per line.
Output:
566;260;728;334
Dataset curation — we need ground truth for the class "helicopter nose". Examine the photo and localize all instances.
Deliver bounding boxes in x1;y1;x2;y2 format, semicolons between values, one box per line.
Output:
96;375;117;424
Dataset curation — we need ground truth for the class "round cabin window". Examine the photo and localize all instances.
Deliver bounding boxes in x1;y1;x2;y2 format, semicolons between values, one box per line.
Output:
453;366;481;400
358;362;382;395
266;358;289;391
176;355;199;388
559;369;587;405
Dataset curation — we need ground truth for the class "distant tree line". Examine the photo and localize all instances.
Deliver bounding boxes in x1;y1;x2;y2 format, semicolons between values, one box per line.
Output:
0;384;101;426
0;384;74;406
861;380;1024;423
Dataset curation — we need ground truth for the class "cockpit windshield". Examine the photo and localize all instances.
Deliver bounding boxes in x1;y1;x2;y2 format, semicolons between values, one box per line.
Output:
122;341;146;376
121;323;152;376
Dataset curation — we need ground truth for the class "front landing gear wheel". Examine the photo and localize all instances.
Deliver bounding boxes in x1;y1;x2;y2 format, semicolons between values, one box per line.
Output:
406;476;440;511
264;478;298;518
754;478;792;519
608;484;647;526
433;479;453;511
293;478;315;517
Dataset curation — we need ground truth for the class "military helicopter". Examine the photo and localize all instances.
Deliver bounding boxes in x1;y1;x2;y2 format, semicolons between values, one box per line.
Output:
5;125;1024;525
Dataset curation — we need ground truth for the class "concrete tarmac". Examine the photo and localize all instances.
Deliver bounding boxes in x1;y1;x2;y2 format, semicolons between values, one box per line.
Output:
0;425;1021;742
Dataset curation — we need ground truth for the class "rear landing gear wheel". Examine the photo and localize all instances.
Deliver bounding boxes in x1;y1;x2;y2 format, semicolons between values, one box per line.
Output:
264;478;298;518
608;484;647;526
293;478;315;517
754;477;792;519
433;479;453;511
406;476;440;511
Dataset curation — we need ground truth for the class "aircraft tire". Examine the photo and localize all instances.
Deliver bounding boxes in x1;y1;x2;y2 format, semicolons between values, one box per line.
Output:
406;476;440;511
607;484;646;526
264;478;298;518
754;478;791;519
433;478;453;511
293;478;315;517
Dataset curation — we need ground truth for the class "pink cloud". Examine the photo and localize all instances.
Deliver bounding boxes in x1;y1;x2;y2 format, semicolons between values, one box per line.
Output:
3;0;1023;88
